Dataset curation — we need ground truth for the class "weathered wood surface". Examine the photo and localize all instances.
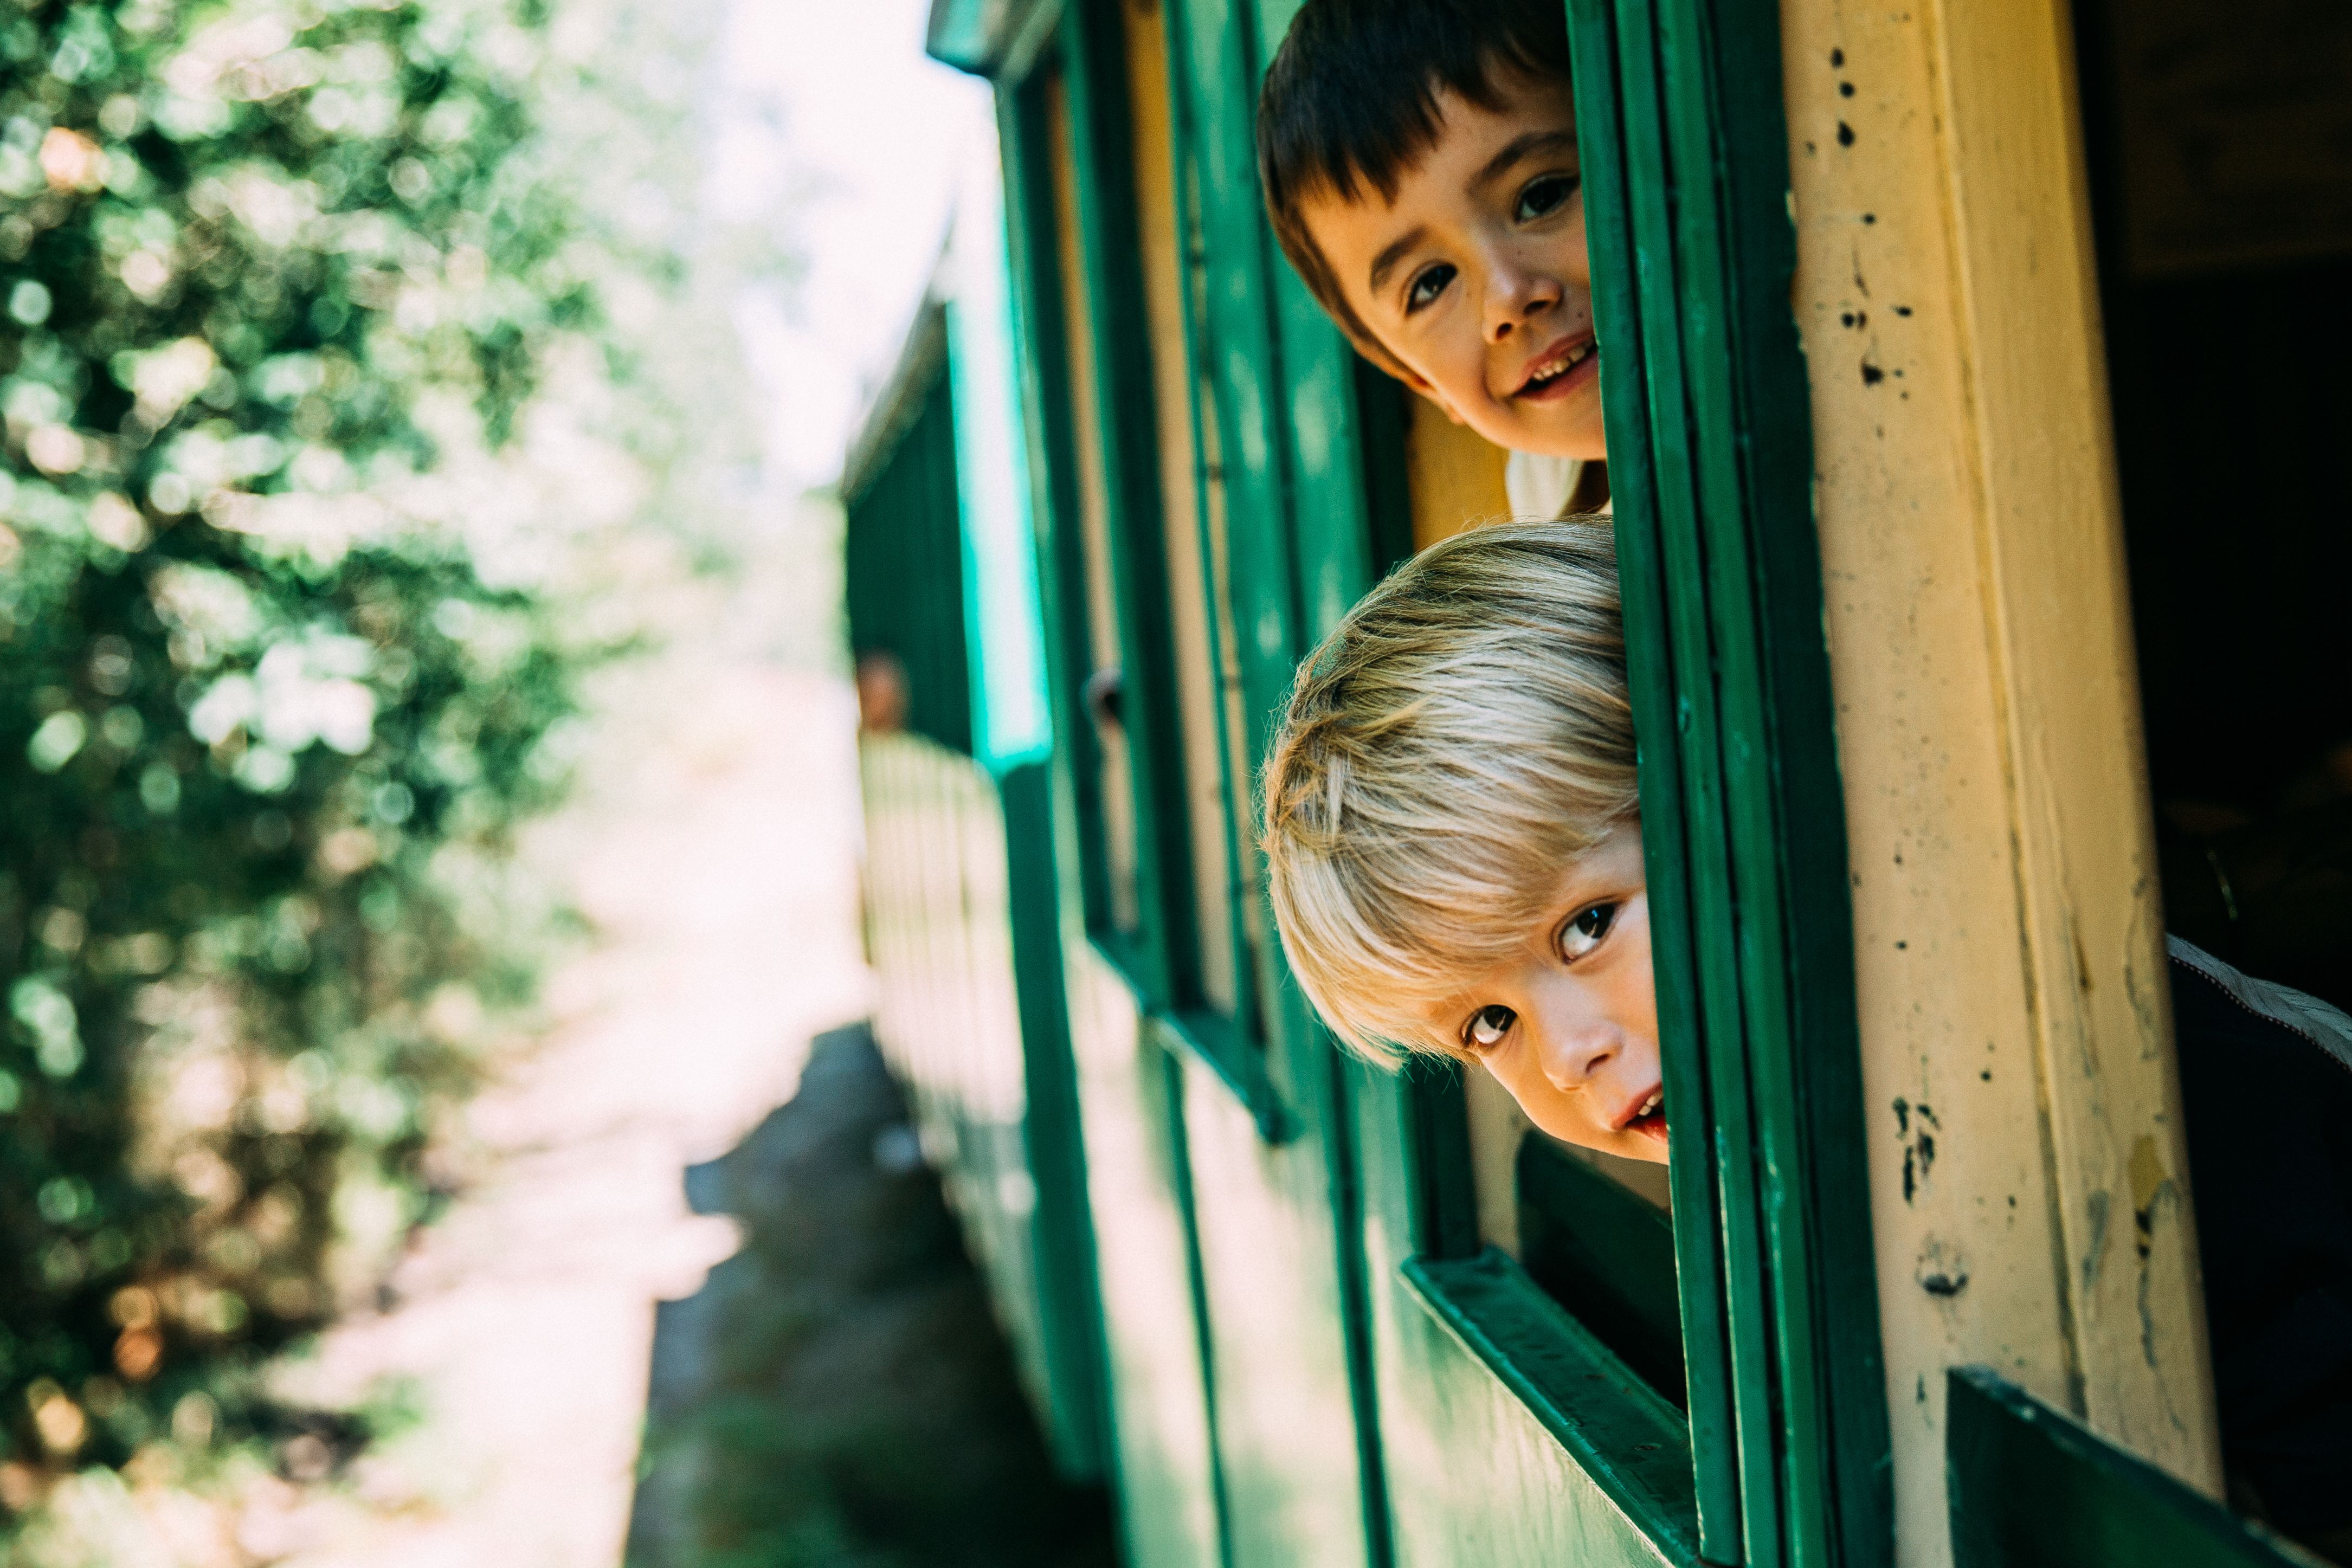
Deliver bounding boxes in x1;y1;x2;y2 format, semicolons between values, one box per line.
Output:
1779;2;2226;1562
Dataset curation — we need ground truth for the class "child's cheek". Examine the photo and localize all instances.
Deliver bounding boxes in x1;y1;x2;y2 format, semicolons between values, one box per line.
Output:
1486;1059;1602;1153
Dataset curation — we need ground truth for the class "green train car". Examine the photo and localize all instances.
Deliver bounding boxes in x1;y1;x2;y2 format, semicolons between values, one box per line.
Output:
841;2;2352;1565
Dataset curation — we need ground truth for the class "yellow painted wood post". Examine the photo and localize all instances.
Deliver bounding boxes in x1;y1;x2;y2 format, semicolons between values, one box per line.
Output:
1776;1;2225;1561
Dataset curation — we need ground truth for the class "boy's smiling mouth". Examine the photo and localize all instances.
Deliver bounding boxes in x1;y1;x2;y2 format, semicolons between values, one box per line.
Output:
1512;330;1598;402
1614;1085;1667;1146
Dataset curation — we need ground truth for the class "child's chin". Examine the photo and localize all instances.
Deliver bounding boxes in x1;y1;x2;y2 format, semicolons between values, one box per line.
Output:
1486;407;1608;463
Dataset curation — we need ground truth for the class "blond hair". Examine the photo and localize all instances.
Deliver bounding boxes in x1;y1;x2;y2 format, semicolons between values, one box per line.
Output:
1259;518;1639;1063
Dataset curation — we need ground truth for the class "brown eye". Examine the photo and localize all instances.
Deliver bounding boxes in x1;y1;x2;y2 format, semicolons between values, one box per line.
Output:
1515;172;1581;222
1464;1004;1516;1051
1558;901;1618;962
1406;261;1457;314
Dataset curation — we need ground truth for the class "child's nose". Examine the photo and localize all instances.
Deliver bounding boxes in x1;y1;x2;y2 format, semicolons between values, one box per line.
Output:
1533;1021;1614;1092
1485;260;1562;342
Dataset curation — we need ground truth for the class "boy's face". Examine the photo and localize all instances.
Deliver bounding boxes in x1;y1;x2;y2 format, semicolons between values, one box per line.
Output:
1417;827;1666;1163
1298;69;1604;461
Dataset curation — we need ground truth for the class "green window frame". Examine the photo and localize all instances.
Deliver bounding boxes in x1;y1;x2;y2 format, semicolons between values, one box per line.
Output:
1371;0;1896;1563
1569;0;1887;1560
995;0;1296;1141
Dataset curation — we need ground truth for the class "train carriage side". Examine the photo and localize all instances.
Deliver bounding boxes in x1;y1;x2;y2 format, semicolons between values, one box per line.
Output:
859;0;2352;1565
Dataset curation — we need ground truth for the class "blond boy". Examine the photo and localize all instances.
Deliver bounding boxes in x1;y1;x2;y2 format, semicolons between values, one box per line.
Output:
1260;518;1666;1160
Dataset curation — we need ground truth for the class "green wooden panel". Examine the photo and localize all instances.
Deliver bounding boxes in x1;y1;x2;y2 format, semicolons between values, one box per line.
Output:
1140;5;1395;1565
1162;0;1306;1038
999;66;1117;935
1945;1369;2324;1568
1561;0;1742;1554
1568;0;1891;1563
1063;948;1228;1568
1406;1251;1699;1565
1001;760;1113;1476
1174;1037;1373;1568
998;48;1235;1552
1349;1062;1685;1568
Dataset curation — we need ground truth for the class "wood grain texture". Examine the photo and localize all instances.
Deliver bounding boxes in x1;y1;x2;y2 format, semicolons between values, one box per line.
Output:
1777;1;2224;1560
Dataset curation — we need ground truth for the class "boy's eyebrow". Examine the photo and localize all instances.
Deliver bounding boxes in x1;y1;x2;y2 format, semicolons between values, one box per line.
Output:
1472;128;1580;193
1368;225;1429;295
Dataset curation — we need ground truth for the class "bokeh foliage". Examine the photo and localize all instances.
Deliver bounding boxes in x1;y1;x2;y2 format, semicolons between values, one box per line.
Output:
1;0;587;1500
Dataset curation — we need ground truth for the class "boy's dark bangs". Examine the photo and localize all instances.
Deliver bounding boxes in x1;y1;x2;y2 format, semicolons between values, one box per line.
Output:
1258;0;1576;211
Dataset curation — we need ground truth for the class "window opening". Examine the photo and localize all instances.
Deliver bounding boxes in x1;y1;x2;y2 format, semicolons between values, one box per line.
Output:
1042;67;1143;937
1390;377;1683;1404
2074;0;2352;1019
2073;2;2352;1551
1122;0;1240;1015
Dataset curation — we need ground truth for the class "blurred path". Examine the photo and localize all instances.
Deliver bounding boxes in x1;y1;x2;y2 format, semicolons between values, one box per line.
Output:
270;636;872;1568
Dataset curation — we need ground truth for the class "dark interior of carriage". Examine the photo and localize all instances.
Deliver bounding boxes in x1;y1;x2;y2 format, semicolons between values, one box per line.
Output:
2073;0;2352;1015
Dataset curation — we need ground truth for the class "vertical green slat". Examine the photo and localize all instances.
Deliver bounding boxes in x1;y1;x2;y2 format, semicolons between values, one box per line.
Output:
1648;1;1827;1557
1573;0;1769;1558
1562;7;1748;1557
1657;1;1887;1562
1617;1;1796;1559
1239;8;1402;1564
1035;15;1245;1562
1575;0;1893;1564
1159;0;1279;1079
1162;1048;1241;1568
1002;760;1113;1475
996;72;1122;1482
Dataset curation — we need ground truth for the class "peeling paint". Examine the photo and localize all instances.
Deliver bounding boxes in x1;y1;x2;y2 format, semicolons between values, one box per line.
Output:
2082;1188;2111;1289
1916;1236;1969;1299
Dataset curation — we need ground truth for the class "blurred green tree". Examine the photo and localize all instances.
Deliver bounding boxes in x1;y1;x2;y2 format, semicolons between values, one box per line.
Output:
1;0;588;1502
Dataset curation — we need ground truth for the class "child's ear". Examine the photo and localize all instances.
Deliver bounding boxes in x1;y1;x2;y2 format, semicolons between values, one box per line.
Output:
1407;376;1467;426
1349;331;1468;425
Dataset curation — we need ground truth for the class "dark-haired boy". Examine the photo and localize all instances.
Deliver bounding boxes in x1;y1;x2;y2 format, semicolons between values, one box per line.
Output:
1258;0;1603;517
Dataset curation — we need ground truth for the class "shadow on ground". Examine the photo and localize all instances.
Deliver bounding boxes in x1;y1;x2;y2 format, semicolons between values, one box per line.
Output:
624;1025;1119;1568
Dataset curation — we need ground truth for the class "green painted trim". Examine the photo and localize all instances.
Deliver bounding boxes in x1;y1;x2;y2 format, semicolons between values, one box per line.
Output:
927;0;1061;79
994;75;1129;1488
1161;1042;1241;1568
1945;1369;2323;1568
1220;9;1408;1561
1400;1056;1480;1262
1516;1135;1684;1406
1149;1010;1295;1145
1565;0;1742;1553
1568;0;1891;1563
1001;758;1114;1477
1404;1250;1702;1567
1319;1034;1398;1568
